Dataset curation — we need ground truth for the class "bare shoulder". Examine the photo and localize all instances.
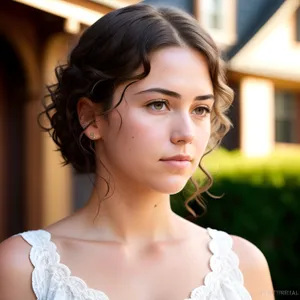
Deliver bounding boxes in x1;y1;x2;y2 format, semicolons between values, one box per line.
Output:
231;234;275;300
0;235;36;300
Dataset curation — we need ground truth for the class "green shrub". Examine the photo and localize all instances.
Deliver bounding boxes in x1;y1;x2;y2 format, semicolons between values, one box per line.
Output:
171;148;300;293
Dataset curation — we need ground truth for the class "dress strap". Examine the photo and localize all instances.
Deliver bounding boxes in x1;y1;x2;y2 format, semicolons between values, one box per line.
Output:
20;230;50;247
185;228;252;300
19;230;110;300
19;230;60;299
19;230;60;267
207;227;253;300
207;228;245;283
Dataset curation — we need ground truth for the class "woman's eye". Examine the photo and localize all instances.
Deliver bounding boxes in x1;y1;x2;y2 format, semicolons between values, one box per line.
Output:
193;106;211;116
147;101;168;111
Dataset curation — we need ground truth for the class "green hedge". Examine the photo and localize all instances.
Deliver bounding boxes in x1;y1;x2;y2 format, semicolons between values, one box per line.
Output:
171;148;300;293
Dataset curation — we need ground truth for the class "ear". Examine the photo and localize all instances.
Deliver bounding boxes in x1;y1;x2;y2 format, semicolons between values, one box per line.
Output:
77;97;103;140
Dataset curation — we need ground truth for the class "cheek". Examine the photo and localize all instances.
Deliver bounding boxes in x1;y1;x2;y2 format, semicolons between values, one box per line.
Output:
192;124;211;172
196;120;211;147
104;109;160;155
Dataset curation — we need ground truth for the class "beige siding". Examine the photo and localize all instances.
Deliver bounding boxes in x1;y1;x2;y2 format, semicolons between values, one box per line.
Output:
240;77;275;157
230;0;300;81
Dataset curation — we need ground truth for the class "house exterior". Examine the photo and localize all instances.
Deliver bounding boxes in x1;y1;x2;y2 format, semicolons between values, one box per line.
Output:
226;0;300;156
146;0;300;156
0;0;299;240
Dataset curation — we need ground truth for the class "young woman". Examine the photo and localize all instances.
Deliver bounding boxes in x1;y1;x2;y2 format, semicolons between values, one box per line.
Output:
0;3;274;300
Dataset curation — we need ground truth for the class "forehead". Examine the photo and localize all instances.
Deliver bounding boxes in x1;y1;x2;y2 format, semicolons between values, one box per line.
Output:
131;46;213;94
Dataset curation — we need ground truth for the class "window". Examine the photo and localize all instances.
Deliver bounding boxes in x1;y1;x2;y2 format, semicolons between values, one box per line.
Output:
275;91;297;143
296;7;300;42
203;0;224;30
196;0;237;47
209;0;223;29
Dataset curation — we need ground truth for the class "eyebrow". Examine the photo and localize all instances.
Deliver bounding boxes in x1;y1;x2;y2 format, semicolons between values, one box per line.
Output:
134;88;215;101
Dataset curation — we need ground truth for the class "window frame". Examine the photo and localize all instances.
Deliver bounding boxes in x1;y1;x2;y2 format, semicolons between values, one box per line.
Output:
194;0;237;47
274;90;297;144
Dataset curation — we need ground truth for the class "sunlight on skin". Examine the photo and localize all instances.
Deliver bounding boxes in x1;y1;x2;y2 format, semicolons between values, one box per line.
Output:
77;46;215;244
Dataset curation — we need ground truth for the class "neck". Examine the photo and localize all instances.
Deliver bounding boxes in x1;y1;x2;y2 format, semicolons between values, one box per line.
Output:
79;176;184;247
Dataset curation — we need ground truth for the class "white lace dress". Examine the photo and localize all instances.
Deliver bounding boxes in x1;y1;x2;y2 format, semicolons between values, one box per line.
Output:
18;228;252;300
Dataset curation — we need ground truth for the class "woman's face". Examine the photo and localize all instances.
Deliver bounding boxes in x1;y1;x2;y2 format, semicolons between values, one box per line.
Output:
97;46;214;194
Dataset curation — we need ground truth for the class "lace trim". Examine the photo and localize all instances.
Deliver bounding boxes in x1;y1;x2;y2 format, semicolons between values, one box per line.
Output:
20;228;251;300
20;230;109;300
186;228;249;299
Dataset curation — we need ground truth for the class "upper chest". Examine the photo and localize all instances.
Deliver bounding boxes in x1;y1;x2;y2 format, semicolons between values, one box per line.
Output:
22;228;251;300
53;233;213;300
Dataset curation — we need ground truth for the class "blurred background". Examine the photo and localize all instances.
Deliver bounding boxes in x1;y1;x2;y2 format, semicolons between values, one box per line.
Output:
0;0;299;295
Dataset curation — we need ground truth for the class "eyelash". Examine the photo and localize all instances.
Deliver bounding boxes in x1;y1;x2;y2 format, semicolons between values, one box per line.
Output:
146;100;211;116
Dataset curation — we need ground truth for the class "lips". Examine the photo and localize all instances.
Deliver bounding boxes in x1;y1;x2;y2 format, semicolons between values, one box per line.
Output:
160;155;192;162
160;155;192;171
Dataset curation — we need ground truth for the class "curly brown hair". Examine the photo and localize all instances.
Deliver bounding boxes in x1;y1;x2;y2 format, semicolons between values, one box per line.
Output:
39;3;233;217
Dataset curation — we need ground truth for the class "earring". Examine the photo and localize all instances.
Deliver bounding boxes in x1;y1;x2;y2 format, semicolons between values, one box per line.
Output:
89;132;95;139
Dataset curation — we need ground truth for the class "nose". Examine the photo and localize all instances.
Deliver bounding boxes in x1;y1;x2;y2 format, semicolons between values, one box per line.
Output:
170;113;195;145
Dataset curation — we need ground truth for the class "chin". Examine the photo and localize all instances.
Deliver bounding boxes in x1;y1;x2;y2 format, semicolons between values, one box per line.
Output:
151;177;189;195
